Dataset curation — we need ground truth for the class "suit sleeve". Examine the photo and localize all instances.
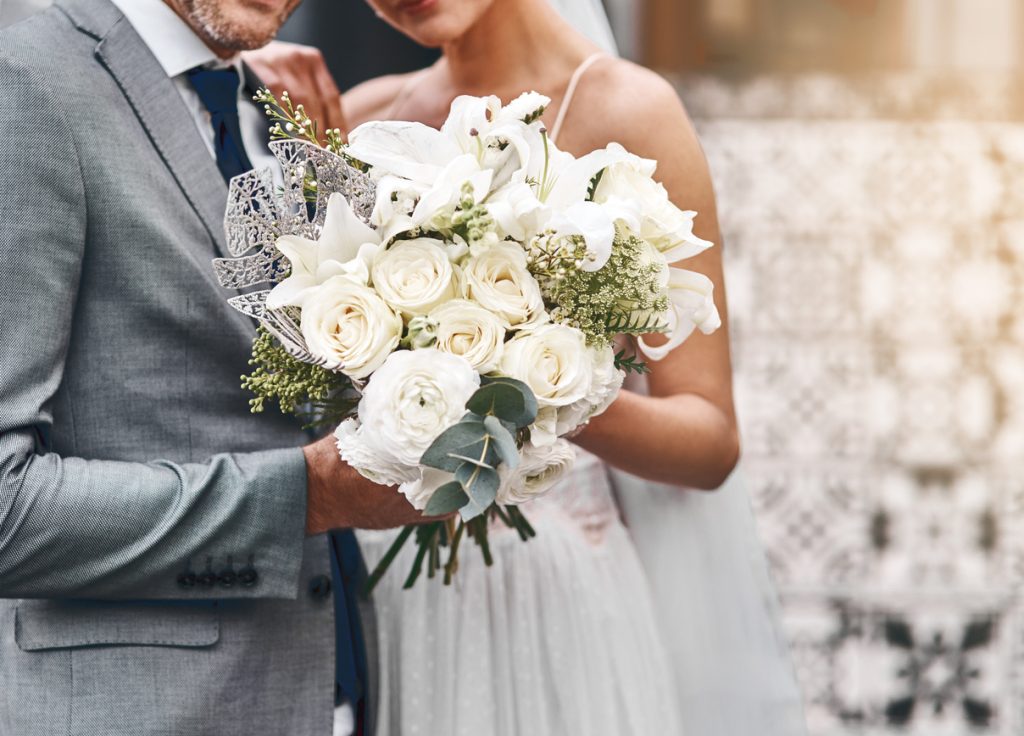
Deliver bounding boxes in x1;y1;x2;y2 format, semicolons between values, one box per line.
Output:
0;54;310;600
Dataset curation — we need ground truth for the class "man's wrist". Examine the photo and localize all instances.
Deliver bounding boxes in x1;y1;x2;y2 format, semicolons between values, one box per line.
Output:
304;440;339;535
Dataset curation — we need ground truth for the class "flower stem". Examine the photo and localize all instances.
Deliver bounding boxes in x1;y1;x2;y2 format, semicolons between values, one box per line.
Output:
364;524;415;596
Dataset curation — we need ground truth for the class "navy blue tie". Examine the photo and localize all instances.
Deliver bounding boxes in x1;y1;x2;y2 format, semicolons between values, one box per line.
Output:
186;66;253;183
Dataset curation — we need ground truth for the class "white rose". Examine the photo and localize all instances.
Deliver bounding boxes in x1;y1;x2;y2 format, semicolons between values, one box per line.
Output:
594;150;713;262
550;344;624;441
497;439;576;505
334;418;419;487
301;276;402;379
428;299;507;373
371;238;460;317
356;349;480;468
499;323;592;408
462;242;546;329
530;346;622;446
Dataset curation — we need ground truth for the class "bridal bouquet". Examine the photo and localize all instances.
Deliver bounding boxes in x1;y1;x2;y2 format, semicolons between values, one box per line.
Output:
214;89;720;590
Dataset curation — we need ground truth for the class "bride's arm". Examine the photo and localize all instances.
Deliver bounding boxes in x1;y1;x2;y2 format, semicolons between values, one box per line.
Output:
570;66;739;490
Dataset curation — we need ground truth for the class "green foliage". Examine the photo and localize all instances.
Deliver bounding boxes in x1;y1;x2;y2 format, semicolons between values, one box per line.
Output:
466;377;538;427
534;231;670;347
424;482;470;516
253;87;344;155
418;378;538;521
242;326;354;424
613;349;652;375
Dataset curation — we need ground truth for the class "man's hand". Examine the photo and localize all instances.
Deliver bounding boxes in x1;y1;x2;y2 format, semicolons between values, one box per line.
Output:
304;435;428;535
243;41;346;135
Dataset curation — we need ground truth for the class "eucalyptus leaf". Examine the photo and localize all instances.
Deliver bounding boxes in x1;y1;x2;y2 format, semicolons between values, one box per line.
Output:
456;461;500;510
468;378;538;427
484;415;520;469
458;495;490;522
424;481;470;515
421;419;488;471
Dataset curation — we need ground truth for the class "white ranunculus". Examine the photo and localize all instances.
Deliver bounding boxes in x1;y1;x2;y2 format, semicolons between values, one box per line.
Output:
462;242;546;329
356;349;480;468
497;439;577;505
300;276;402;379
500;323;593;409
593;145;713;263
371;238;460;317
428;299;507;374
266;193;381;310
334;418;419;487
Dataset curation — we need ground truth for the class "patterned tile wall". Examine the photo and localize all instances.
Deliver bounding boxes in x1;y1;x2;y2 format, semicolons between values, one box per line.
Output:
682;74;1024;736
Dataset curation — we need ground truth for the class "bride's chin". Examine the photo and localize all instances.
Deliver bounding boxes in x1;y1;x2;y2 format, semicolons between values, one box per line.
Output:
399;21;465;48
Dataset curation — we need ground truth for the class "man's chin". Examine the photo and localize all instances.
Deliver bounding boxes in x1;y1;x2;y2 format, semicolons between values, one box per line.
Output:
185;0;297;54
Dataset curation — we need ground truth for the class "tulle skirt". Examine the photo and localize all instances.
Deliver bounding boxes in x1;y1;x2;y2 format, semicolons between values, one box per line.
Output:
358;451;682;736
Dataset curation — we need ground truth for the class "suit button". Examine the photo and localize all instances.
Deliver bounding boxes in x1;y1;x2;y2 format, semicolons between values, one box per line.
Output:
309;574;332;600
238;566;259;587
177;571;196;588
218;569;237;588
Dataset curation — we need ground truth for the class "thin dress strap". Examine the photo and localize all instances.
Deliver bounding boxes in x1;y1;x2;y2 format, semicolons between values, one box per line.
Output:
549;52;609;145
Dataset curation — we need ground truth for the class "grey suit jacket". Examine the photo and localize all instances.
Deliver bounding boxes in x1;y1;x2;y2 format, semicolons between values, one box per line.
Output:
0;1;367;733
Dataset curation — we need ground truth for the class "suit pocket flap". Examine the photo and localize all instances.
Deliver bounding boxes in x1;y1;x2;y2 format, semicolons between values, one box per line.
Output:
15;601;220;651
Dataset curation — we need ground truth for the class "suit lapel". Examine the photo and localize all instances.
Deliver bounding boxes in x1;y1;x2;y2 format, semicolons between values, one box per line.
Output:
59;0;231;259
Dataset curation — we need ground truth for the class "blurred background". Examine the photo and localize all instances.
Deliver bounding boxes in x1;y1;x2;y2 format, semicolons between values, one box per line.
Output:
4;0;1022;733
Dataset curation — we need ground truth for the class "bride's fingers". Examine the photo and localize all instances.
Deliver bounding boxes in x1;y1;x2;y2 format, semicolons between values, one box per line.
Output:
244;42;344;135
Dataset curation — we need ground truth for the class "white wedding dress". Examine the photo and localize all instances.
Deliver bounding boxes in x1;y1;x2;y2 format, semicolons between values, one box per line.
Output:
358;448;682;736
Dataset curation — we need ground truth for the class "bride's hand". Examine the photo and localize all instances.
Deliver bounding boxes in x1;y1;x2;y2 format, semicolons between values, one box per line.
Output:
243;41;347;136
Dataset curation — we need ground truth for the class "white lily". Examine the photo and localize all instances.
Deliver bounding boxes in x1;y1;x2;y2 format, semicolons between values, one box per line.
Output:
266;193;381;310
638;267;721;361
593;144;713;262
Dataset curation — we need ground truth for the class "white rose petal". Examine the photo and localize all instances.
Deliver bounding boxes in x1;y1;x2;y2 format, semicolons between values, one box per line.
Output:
357;349;480;468
300;276;402;379
554;344;624;437
497;439;577;505
500;323;593;408
428;299;507;374
462;242;546;329
371;238;460;317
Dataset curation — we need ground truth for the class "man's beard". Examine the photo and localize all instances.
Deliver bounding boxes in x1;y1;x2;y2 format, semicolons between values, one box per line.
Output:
181;0;297;51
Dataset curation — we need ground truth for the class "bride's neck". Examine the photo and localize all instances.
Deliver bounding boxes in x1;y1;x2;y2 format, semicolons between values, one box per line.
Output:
440;0;595;96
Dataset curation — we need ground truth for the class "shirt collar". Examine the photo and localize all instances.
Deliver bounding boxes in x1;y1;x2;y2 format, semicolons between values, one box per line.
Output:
109;0;240;78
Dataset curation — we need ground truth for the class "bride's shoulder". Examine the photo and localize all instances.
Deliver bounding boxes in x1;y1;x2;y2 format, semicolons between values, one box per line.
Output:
571;58;698;158
343;72;418;128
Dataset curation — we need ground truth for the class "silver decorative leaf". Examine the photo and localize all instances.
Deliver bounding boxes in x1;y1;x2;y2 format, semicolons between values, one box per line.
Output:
216;139;377;365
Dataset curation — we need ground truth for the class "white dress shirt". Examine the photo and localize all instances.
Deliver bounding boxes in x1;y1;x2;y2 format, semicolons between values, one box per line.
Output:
110;0;279;177
108;3;354;734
